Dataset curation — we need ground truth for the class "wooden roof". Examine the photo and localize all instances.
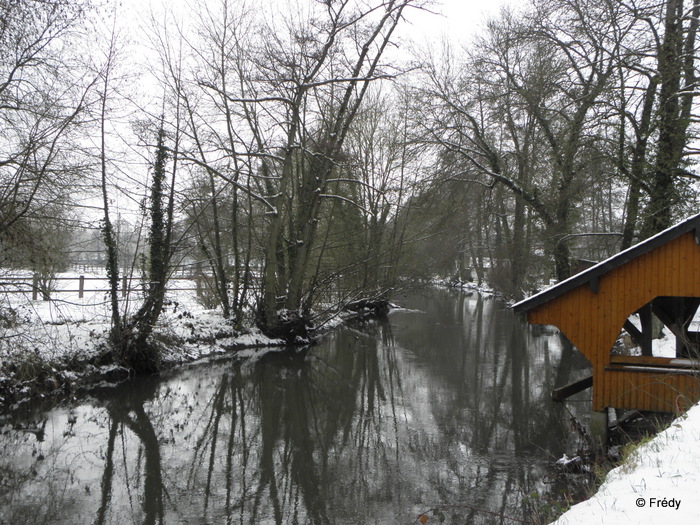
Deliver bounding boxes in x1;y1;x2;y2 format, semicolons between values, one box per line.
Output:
513;212;700;412
513;212;700;314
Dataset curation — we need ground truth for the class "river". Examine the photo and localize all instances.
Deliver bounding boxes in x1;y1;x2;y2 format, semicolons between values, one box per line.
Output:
0;288;593;524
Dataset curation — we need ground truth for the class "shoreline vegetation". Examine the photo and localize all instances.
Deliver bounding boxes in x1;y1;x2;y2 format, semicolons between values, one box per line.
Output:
0;271;407;411
538;411;678;524
0;276;492;411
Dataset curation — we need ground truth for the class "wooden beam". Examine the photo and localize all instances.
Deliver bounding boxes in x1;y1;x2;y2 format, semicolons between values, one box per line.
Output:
606;364;699;374
651;297;679;331
623;319;643;346
609;354;700;368
552;375;593;402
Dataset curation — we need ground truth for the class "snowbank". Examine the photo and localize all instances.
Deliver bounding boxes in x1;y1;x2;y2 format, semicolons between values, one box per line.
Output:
552;403;700;524
0;270;368;407
0;272;289;406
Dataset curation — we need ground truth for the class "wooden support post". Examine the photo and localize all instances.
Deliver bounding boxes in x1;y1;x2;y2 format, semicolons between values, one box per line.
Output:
122;275;128;298
32;273;39;301
79;275;85;299
589;409;609;452
639;303;653;357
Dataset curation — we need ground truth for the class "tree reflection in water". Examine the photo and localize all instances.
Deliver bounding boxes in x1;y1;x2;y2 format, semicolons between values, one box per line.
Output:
0;289;591;524
95;379;165;525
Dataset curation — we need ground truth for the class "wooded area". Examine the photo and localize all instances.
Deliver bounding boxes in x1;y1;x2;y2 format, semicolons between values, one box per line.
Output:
1;0;699;371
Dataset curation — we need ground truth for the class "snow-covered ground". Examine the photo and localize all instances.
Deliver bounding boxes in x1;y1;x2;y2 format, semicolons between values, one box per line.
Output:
552;403;700;524
552;315;700;524
0;270;302;406
0;270;286;357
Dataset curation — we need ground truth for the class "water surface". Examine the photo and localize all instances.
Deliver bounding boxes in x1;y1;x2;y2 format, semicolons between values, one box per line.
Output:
0;288;592;524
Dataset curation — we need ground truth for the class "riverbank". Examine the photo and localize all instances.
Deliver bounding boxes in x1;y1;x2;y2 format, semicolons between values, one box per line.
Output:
551;403;700;523
0;301;279;410
0;272;361;410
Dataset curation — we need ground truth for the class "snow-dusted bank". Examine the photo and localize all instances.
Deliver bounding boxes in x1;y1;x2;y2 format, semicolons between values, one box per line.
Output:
0;271;349;407
552;403;700;524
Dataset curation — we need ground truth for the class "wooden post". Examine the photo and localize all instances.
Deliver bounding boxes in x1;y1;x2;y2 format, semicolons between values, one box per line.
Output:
79;275;85;299
639;303;653;357
32;273;39;301
195;261;203;298
589;409;609;453
122;275;128;298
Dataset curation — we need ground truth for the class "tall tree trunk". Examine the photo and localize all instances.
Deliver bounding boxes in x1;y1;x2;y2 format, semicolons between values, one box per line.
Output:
207;170;231;319
98;42;122;350
642;0;687;236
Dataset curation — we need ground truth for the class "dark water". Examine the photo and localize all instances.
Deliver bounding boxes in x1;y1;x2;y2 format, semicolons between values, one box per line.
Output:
0;288;592;524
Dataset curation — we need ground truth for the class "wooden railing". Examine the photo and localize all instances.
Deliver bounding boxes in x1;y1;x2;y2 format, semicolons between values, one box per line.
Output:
607;354;700;373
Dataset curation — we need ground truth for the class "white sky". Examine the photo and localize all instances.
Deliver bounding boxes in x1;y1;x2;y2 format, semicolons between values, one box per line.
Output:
119;0;521;48
94;0;523;223
403;0;520;45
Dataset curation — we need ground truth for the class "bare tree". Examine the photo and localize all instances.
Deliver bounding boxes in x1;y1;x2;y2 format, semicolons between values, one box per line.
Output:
414;0;645;286
0;0;94;262
161;0;423;338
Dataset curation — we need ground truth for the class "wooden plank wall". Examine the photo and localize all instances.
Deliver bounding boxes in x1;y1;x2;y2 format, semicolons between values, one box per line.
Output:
601;369;700;412
527;232;700;412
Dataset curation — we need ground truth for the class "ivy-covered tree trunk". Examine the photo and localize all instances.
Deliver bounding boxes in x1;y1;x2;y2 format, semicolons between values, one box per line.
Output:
122;125;172;372
642;0;699;237
97;43;123;353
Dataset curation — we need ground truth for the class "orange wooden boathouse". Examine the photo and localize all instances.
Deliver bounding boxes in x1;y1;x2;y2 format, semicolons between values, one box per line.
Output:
514;213;700;415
